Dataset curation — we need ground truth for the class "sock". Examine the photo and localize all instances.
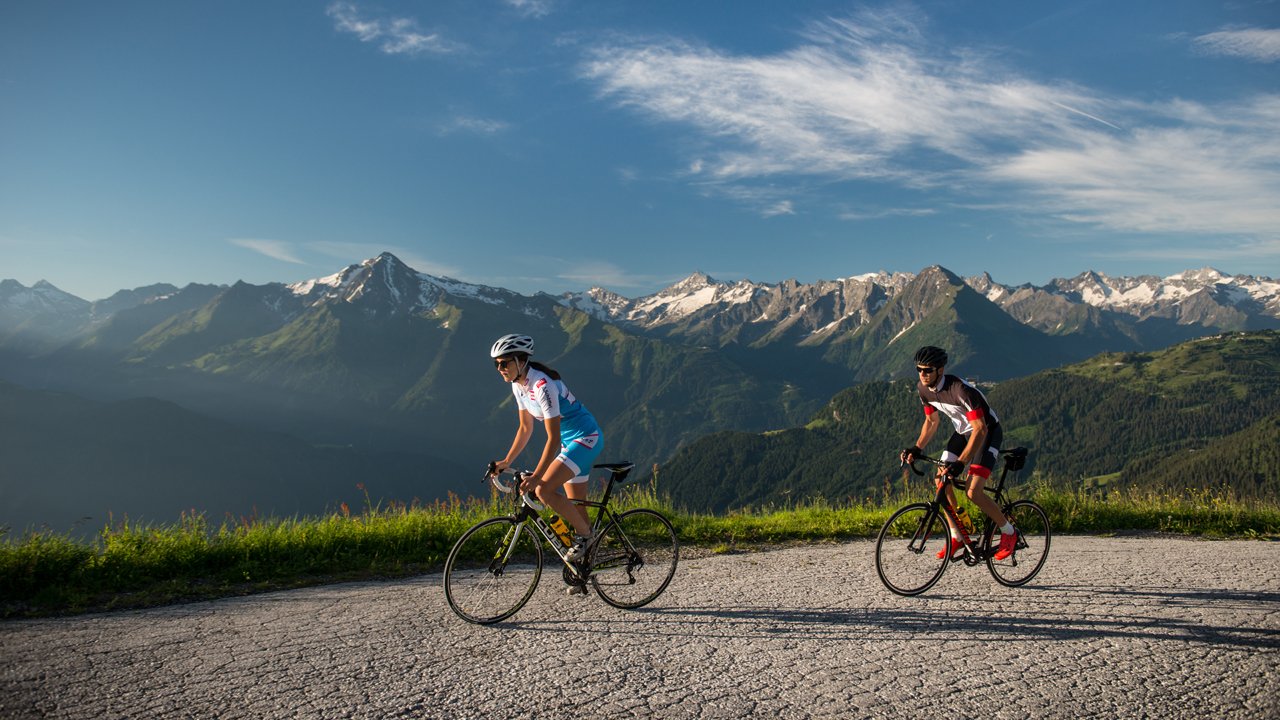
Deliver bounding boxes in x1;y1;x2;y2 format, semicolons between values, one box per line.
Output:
1001;522;1015;535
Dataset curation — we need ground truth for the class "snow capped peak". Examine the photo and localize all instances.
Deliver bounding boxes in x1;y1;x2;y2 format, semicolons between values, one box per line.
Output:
0;278;89;314
1167;267;1226;283
286;252;433;312
662;271;717;296
285;253;543;317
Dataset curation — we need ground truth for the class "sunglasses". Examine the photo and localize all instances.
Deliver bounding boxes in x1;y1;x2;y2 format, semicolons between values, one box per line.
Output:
916;366;939;375
494;358;516;370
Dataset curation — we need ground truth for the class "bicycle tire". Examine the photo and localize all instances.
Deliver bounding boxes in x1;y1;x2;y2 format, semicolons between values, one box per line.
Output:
444;516;543;624
984;500;1051;587
589;509;679;609
875;503;950;596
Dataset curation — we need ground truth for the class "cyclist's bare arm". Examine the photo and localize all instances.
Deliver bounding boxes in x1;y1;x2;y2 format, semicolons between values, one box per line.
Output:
499;409;535;470
912;412;941;453
956;415;987;466
530;415;561;481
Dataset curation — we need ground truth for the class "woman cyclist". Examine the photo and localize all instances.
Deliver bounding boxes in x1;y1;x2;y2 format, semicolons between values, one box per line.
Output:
490;333;603;564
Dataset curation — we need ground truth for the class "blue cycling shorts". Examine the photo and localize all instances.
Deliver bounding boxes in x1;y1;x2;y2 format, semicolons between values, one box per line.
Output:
557;429;603;483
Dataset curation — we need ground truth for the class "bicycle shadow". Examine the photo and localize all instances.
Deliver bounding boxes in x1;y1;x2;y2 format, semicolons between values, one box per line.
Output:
1026;583;1280;608
509;598;1280;650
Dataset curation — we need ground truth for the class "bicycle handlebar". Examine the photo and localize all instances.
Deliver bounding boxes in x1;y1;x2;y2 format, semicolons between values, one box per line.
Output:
900;453;946;477
483;462;544;510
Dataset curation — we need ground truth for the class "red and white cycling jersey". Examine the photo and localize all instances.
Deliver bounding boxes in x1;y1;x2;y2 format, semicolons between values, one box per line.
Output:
917;374;999;436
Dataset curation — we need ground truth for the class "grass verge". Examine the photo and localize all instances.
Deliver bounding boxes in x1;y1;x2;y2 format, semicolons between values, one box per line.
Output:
3;484;1277;618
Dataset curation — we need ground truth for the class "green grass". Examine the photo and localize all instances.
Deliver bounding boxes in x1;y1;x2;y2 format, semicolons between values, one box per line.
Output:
3;482;1278;618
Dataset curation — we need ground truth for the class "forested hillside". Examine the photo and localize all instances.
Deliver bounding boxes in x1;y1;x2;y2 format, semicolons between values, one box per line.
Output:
656;331;1280;511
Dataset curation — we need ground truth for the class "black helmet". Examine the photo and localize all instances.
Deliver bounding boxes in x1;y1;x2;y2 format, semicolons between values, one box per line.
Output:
914;345;948;368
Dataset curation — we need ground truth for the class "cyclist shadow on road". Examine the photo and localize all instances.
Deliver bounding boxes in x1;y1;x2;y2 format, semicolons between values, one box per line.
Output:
511;598;1280;651
1028;583;1280;609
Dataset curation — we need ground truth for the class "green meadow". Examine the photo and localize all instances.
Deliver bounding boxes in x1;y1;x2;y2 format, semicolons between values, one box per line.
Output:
3;479;1277;619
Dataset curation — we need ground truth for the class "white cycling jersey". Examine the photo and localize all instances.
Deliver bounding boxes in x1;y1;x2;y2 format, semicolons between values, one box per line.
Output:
511;367;599;437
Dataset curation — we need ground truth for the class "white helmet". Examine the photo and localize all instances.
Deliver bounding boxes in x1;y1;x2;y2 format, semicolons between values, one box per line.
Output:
490;333;535;358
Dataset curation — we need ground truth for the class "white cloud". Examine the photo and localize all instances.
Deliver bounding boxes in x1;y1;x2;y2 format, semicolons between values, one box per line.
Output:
761;200;795;218
839;206;937;221
327;2;461;56
438;114;511;136
580;8;1280;247
1192;27;1280;63
556;260;675;290
229;238;305;264
987;96;1280;238
504;0;555;19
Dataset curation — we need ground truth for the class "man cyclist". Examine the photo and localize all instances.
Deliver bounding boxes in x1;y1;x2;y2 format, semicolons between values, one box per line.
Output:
900;346;1019;561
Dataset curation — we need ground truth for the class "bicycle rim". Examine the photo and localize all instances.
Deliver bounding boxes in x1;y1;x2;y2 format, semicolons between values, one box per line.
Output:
590;509;679;609
985;500;1051;587
444;517;542;624
875;503;949;596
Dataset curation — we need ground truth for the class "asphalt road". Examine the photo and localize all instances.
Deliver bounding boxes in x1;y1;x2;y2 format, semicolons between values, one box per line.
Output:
2;536;1278;719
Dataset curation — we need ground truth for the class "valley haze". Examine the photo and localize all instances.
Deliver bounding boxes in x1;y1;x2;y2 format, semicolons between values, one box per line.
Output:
1;253;1278;533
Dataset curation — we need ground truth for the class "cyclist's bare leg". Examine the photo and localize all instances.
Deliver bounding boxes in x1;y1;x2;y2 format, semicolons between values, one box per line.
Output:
965;473;1008;527
534;461;592;535
564;478;587;503
936;470;958;513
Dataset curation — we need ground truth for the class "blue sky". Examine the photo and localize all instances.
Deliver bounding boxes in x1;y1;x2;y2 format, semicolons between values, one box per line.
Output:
2;1;1278;301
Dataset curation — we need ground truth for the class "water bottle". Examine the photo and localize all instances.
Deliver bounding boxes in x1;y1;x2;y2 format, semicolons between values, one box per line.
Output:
955;505;975;535
549;515;573;546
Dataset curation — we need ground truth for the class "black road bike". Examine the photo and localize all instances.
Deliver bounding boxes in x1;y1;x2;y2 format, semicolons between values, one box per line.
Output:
443;462;679;624
875;447;1051;596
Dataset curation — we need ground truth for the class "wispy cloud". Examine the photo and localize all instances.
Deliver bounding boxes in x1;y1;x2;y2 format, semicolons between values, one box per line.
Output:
504;0;556;20
556;260;678;290
579;8;1280;247
761;200;795;218
327;2;462;56
437;114;511;136
1192;27;1280;63
229;238;306;264
987;96;1280;238
839;206;938;221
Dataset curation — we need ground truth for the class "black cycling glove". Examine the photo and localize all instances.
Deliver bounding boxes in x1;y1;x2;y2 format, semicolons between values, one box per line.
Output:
945;460;966;478
900;446;922;464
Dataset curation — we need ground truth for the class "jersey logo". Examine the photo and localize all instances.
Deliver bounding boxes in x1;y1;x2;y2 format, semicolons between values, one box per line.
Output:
571;433;599;449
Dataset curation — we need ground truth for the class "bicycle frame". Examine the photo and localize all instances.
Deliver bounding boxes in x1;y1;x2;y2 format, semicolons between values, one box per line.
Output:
911;452;1021;564
496;466;635;581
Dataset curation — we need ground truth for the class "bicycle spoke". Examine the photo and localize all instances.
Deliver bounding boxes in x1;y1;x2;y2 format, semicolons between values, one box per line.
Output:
875;503;950;596
444;517;542;624
986;500;1051;587
590;509;679;609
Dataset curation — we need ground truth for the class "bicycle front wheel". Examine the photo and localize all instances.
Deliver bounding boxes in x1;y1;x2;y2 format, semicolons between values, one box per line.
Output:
444;517;543;624
590;509;679;609
875;503;949;596
985;500;1051;587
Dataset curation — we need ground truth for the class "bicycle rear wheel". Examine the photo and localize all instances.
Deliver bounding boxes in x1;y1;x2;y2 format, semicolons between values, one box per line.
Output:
590;509;679;609
985;500;1051;587
444;517;543;624
875;503;949;596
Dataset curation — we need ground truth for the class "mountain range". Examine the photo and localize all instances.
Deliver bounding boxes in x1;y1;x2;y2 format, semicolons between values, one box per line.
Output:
658;330;1280;512
2;253;1277;531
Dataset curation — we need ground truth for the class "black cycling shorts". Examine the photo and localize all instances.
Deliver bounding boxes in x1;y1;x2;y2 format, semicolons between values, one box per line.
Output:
942;423;1003;479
